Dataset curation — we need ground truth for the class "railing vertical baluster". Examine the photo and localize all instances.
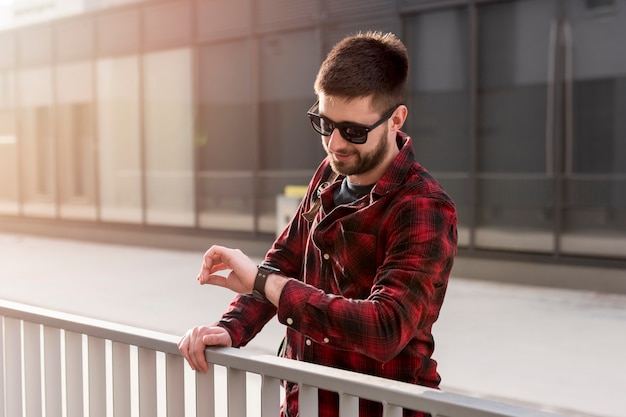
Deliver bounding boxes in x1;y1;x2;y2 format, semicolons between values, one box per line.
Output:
44;326;63;417
227;367;246;417
166;353;185;416
4;318;23;417
383;403;403;417
260;375;281;417
0;317;4;417
298;384;318;417
88;336;106;417
64;331;84;417
23;321;42;417
196;364;215;417
138;347;157;417
112;341;131;417
339;393;359;417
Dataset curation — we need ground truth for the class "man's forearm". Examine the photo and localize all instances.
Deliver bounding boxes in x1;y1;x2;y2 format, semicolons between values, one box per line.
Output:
265;273;289;306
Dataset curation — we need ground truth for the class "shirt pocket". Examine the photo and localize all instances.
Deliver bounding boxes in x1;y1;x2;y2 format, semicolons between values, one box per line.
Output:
331;226;378;298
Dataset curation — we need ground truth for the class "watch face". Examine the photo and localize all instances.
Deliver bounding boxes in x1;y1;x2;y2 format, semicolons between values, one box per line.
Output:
259;264;280;273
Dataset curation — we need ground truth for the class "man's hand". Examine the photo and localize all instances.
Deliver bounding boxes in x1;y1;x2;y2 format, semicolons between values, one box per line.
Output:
197;245;257;295
177;325;232;373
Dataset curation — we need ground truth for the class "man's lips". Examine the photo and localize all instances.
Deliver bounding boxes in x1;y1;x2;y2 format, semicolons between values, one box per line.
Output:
332;151;353;162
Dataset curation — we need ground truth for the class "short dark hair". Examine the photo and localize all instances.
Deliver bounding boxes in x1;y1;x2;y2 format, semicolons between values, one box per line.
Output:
314;31;408;112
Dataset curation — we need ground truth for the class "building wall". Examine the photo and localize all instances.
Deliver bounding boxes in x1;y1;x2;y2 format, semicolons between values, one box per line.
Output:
0;0;625;271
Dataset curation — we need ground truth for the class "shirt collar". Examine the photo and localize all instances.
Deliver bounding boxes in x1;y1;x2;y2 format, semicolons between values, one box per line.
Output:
371;131;415;198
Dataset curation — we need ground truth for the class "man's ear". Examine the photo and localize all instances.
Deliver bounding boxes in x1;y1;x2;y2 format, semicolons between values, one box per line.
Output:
391;105;408;131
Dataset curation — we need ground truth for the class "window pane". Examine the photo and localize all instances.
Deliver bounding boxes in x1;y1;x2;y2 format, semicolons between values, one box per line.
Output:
0;71;17;214
56;62;96;220
96;9;140;56
18;25;52;67
561;2;626;258
404;7;471;246
197;40;254;231
144;48;194;227
56;18;94;63
259;30;322;234
476;0;558;252
97;56;142;223
19;67;55;217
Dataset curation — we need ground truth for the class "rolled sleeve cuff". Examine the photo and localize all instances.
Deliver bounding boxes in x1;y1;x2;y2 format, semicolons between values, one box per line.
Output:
277;278;313;330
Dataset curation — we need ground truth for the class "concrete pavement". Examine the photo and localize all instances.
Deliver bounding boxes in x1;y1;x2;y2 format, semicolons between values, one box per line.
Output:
1;232;624;417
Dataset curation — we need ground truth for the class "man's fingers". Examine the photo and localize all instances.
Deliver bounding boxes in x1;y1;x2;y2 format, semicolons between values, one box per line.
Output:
198;273;228;286
202;331;230;347
178;327;208;373
178;326;233;374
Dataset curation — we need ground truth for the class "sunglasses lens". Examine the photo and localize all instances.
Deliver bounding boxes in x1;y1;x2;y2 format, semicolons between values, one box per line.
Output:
309;115;331;135
308;111;368;144
318;117;334;135
341;126;367;144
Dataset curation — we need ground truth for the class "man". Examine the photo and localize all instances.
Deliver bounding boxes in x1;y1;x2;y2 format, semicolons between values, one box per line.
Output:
178;31;458;417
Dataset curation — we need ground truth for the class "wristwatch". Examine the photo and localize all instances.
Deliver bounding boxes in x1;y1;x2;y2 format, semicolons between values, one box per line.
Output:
252;264;280;302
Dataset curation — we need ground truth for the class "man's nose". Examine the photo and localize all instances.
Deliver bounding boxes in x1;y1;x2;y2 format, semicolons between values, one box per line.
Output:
327;128;347;149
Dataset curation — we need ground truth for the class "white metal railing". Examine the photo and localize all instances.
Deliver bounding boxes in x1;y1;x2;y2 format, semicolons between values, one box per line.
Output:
0;299;563;417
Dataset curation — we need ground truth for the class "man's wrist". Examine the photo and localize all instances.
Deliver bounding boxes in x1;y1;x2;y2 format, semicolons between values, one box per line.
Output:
252;264;280;303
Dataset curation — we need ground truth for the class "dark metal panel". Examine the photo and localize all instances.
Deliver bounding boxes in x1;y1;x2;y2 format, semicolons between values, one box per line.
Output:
17;24;53;67
256;0;319;34
55;17;94;63
326;0;389;20
0;32;15;69
143;0;193;51
324;15;397;54
399;0;469;14
96;9;140;56
195;0;253;42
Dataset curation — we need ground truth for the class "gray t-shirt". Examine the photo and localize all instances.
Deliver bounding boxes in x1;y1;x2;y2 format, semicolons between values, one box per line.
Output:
333;178;375;206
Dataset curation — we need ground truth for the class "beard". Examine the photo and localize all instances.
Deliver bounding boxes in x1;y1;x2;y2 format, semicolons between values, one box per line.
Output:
325;130;389;177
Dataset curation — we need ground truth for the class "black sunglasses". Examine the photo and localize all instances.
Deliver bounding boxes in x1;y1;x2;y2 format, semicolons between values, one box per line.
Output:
307;101;401;144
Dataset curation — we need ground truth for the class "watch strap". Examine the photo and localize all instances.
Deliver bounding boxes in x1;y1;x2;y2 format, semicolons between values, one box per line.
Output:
252;264;279;302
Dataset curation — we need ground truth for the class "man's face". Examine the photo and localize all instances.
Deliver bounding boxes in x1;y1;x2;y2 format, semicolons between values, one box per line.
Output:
318;95;394;182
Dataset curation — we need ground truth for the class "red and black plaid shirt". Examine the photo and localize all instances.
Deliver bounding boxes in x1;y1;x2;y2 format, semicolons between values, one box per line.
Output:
218;133;457;417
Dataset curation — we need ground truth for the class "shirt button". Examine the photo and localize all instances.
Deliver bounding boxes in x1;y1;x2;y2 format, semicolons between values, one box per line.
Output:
305;339;312;346
286;318;294;325
323;338;329;344
323;253;330;260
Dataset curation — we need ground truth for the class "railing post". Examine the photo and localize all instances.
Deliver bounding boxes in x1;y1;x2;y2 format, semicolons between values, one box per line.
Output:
196;365;215;417
260;375;281;417
0;317;6;417
299;384;318;417
112;341;131;417
339;393;359;417
227;367;247;417
88;336;106;417
64;331;84;417
44;326;63;417
4;318;22;417
166;353;185;416
23;321;42;417
383;403;403;417
138;347;157;417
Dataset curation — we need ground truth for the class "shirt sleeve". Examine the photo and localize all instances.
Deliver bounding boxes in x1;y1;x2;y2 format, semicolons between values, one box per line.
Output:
217;294;277;348
276;196;457;363
217;163;333;347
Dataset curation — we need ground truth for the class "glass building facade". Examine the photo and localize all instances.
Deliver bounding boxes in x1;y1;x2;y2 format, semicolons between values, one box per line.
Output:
0;0;625;266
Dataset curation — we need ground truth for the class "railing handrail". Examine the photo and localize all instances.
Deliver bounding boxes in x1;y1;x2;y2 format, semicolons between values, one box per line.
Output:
0;299;564;417
204;348;556;417
0;298;180;355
